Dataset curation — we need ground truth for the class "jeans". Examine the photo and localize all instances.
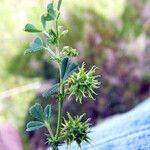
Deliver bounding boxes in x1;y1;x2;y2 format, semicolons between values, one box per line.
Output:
48;98;150;150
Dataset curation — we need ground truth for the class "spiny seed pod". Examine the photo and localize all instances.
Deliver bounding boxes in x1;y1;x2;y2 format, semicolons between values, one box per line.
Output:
46;135;60;150
68;63;100;103
62;46;78;57
61;113;91;147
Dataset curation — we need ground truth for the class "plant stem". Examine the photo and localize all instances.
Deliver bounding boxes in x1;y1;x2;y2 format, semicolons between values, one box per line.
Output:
45;121;54;138
55;95;63;139
52;145;56;150
54;0;64;145
57;0;62;11
55;63;64;140
56;12;60;48
77;145;82;150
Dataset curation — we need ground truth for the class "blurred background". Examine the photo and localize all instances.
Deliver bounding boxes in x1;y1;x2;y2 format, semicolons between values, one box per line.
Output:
0;0;150;149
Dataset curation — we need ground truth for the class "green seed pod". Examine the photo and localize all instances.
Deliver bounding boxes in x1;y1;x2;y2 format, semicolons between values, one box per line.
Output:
68;63;100;103
61;113;91;147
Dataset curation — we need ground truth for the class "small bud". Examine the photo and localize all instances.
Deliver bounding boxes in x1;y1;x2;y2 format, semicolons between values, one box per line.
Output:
62;46;79;57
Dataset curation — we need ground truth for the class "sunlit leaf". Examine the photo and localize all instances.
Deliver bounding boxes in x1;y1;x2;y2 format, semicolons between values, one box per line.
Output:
46;2;56;21
24;24;42;33
40;2;56;29
41;15;47;29
41;2;56;30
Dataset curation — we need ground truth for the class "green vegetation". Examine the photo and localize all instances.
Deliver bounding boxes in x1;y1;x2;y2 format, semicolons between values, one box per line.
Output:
24;1;100;149
0;0;149;149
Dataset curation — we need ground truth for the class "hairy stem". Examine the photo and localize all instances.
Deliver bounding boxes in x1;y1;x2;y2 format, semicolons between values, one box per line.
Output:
55;64;64;139
55;96;63;139
56;16;59;47
52;145;57;150
54;0;64;146
45;121;54;138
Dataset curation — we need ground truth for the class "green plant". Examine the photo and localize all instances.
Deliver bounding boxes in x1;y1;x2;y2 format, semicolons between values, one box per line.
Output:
24;0;100;149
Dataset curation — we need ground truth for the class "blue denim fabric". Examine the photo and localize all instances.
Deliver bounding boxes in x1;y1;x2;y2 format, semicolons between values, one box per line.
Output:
48;98;150;150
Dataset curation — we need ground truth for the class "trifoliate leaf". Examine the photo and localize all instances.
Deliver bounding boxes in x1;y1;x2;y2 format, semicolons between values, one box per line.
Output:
42;83;60;98
61;57;78;80
26;121;45;132
47;2;56;20
29;103;44;120
40;2;56;30
24;24;42;33
24;37;44;54
44;105;51;120
40;2;56;29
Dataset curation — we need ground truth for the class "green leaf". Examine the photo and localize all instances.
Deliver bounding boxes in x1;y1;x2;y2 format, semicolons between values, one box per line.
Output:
46;2;56;21
29;103;44;120
24;24;42;33
44;105;51;119
61;57;69;79
42;83;60;98
48;29;58;45
61;57;78;80
40;2;56;29
26;121;45;132
41;15;47;29
64;62;77;80
24;37;44;54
